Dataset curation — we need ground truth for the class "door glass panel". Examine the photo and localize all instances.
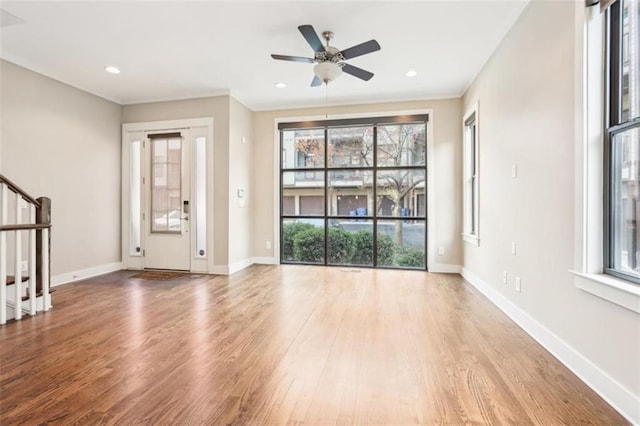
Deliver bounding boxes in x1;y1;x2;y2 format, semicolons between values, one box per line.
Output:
328;126;374;167
129;140;141;255
377;123;426;167
376;170;426;217
151;136;182;233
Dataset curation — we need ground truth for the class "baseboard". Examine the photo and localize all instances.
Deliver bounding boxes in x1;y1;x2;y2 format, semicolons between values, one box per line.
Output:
228;258;253;275
52;262;123;287
252;257;277;265
429;263;462;273
461;267;639;425
210;258;255;276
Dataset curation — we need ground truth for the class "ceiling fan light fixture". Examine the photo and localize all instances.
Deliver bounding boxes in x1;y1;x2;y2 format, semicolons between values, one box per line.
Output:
313;62;342;84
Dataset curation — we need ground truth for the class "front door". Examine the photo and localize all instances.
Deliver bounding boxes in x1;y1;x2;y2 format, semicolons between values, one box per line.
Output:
144;132;190;270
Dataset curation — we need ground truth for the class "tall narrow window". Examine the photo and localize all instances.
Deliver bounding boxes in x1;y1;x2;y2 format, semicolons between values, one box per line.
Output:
129;140;142;255
462;103;479;245
195;136;207;257
605;0;640;283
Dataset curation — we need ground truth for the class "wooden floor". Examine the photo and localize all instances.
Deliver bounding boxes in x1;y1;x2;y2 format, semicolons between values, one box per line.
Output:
0;265;627;425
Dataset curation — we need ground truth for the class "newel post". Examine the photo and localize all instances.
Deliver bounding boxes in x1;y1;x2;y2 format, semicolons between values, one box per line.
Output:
36;197;51;293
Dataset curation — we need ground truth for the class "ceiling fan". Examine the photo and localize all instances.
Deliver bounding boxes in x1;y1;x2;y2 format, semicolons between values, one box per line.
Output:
271;25;381;87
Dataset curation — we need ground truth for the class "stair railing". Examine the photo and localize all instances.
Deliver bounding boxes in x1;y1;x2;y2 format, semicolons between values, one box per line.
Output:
0;174;51;324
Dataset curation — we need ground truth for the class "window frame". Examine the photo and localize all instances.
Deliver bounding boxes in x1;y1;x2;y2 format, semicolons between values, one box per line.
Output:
462;102;480;246
604;0;640;284
278;114;429;270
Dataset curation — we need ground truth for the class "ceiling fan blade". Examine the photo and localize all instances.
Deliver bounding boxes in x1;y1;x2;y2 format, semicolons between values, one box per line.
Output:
340;40;381;60
341;63;374;81
271;54;315;63
311;75;322;87
298;25;326;53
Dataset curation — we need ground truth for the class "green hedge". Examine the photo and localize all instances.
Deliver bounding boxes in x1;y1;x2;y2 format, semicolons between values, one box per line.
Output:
396;247;425;268
351;231;395;265
282;222;316;260
292;227;324;263
328;227;355;264
282;222;423;268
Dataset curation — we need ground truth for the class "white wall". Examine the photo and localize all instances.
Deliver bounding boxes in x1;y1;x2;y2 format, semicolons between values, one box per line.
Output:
252;99;462;270
228;97;254;267
462;0;639;420
1;60;122;277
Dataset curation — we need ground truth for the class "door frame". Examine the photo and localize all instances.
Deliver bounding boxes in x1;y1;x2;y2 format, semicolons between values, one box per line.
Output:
121;118;214;273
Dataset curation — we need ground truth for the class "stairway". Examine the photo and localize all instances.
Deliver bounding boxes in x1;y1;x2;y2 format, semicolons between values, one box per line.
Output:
0;174;52;324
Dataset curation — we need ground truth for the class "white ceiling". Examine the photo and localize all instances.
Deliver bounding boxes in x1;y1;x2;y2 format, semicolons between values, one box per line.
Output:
1;1;529;111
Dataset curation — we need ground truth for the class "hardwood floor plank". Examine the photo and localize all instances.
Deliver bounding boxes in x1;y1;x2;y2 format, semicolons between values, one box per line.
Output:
0;265;628;425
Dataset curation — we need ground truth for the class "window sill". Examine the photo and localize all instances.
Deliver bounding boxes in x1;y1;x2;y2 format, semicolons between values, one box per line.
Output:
462;233;479;246
571;270;640;314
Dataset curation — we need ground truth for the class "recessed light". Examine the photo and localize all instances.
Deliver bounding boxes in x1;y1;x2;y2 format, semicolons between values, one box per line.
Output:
274;82;287;89
406;69;417;77
105;66;120;74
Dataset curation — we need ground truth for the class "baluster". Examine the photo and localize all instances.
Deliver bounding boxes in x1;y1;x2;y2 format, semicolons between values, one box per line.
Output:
42;228;50;311
14;198;22;320
29;204;36;315
0;183;7;324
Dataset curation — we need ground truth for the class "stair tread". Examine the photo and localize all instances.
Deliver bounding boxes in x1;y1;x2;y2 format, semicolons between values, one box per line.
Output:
21;288;55;301
6;275;29;285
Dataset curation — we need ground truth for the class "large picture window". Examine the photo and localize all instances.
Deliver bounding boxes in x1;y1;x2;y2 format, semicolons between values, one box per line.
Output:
279;115;428;270
605;0;640;283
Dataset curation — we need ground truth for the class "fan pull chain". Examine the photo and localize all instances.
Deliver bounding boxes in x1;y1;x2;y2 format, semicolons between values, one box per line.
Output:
325;83;328;119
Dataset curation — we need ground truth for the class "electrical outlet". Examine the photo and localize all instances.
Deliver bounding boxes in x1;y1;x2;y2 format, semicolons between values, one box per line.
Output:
21;261;28;272
502;271;508;284
515;277;522;292
266;240;271;250
438;246;445;255
511;242;517;256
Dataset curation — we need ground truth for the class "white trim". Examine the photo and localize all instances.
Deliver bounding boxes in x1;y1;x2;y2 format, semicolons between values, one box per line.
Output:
461;268;640;425
210;258;256;276
210;265;229;275
429;264;461;274
122;118;214;273
462;233;480;246
51;262;123;287
572;271;640;313
273;108;435;269
572;3;638;313
228;258;253;275
252;257;276;265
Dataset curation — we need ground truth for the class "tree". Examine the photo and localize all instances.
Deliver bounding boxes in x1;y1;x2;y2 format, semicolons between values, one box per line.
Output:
375;124;425;245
